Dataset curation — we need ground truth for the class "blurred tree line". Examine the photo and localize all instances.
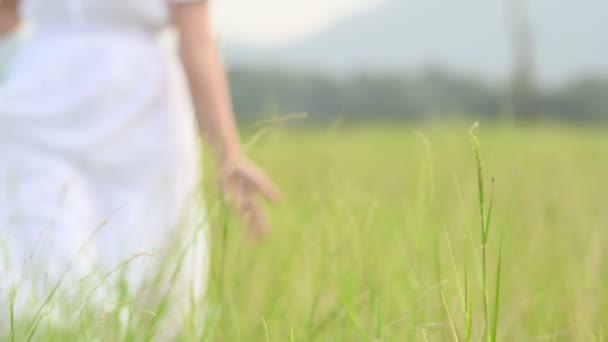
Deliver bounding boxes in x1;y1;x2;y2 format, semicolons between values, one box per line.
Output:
228;66;608;124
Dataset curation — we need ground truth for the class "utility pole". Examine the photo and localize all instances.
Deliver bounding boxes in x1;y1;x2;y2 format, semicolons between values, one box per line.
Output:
506;0;540;121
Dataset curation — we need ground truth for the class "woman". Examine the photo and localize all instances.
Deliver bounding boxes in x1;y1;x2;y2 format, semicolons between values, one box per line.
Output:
0;0;280;337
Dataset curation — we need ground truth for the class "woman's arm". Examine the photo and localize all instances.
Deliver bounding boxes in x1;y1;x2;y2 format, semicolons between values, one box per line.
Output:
171;2;280;238
171;2;239;163
0;0;20;37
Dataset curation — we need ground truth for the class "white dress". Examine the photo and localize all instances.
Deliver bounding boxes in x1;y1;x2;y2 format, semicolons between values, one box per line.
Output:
0;28;25;78
0;0;207;335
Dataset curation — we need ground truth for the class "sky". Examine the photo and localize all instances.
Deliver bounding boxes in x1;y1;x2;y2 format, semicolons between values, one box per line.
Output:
211;0;382;44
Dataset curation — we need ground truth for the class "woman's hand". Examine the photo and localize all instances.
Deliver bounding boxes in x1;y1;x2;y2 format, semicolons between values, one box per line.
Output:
221;156;281;240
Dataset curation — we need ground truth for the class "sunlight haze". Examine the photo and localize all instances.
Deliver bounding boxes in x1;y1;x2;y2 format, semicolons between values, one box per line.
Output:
211;0;382;44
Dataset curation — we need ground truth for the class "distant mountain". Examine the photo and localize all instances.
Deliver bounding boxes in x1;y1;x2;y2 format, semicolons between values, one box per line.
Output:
224;0;608;85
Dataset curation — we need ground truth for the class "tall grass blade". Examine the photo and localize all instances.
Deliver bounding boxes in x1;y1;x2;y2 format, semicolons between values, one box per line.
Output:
491;232;504;342
441;289;461;342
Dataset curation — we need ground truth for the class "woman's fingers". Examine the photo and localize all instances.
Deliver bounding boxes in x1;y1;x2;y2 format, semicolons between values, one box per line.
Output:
224;179;269;237
221;159;279;239
243;198;271;240
222;175;242;209
245;164;282;203
237;189;271;240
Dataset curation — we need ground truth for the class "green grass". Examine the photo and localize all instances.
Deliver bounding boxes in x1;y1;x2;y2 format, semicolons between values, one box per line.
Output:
6;122;608;340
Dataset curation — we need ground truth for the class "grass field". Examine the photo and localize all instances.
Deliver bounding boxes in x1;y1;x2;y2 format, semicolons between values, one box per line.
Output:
8;123;608;341
203;123;608;341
